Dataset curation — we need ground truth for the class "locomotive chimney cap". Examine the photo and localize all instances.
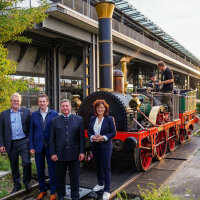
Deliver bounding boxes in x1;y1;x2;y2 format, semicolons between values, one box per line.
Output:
113;69;124;77
95;1;115;19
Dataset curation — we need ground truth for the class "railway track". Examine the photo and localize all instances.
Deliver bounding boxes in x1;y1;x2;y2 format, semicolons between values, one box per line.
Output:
2;127;200;200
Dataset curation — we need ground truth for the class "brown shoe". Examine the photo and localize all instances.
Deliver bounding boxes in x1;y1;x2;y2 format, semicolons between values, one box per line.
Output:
36;192;48;200
50;194;56;200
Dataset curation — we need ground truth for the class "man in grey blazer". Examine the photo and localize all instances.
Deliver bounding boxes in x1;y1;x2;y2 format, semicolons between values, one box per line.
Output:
0;93;31;194
50;99;85;200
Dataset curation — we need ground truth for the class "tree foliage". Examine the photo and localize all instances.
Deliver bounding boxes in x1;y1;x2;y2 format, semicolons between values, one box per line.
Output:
0;0;49;111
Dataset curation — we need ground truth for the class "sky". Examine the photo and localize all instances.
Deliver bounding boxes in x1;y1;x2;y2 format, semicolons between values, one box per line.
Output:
127;0;200;60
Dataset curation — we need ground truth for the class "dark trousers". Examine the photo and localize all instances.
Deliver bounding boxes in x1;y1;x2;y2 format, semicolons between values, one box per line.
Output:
56;160;80;200
8;139;31;188
35;147;57;194
92;147;112;192
160;91;173;114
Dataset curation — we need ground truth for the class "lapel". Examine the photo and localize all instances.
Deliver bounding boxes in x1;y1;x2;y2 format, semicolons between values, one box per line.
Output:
42;109;51;130
91;116;96;130
36;110;44;130
20;108;24;126
100;116;107;134
6;109;11;131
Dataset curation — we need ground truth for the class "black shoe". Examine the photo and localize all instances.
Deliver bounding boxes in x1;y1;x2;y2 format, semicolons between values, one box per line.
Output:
11;185;21;194
25;184;30;191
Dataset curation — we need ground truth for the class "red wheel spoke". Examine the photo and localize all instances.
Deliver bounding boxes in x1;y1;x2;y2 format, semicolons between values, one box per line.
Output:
140;138;152;170
156;131;167;160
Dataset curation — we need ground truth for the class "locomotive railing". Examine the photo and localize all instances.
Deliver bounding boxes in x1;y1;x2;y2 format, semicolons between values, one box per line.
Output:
172;93;180;120
152;92;179;120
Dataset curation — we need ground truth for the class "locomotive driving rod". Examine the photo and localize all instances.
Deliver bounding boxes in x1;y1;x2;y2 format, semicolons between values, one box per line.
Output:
138;109;156;126
132;117;145;129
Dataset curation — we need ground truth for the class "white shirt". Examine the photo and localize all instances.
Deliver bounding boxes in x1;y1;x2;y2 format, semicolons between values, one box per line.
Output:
90;117;108;142
40;108;48;121
94;117;104;136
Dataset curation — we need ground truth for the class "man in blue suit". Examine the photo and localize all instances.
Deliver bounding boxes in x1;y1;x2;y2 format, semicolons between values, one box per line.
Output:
0;93;31;194
29;94;58;200
50;99;85;200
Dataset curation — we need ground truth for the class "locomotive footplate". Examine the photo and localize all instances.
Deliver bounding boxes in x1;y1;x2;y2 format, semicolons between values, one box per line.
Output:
64;150;138;199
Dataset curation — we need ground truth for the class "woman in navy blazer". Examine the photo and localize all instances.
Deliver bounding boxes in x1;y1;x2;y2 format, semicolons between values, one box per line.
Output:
87;99;116;200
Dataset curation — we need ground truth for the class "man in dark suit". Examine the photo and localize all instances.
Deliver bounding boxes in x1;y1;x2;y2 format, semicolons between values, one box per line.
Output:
29;94;58;200
0;92;31;193
50;99;85;200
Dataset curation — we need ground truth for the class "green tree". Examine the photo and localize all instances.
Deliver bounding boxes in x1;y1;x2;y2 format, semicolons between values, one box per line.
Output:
0;0;48;111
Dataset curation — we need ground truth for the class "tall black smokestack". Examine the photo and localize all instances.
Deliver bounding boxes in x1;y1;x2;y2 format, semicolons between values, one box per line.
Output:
95;2;115;91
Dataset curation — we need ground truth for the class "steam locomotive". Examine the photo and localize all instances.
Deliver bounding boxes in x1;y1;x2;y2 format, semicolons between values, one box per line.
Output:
73;2;199;172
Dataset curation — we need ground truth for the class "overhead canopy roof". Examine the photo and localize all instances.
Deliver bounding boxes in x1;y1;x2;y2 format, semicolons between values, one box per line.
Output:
108;0;200;65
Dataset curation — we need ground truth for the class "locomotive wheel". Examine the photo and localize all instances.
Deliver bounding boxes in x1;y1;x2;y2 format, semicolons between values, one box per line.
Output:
187;125;193;139
155;131;167;160
168;128;176;152
179;129;185;144
134;138;152;172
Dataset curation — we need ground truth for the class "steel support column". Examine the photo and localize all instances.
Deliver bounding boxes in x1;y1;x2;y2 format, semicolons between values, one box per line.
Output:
90;33;98;93
83;44;90;98
45;47;60;111
55;48;60;111
187;74;190;89
45;48;54;109
83;35;98;98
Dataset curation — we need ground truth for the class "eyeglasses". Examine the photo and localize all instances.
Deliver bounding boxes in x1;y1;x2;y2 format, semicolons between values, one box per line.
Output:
12;100;20;102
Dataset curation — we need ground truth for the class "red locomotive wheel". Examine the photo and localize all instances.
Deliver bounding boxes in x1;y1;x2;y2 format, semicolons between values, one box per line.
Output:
168;128;176;152
187;125;193;139
155;131;167;160
179;129;185;144
134;138;152;171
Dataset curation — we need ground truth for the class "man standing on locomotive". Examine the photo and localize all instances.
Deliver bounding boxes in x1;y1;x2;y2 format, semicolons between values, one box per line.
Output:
157;61;174;116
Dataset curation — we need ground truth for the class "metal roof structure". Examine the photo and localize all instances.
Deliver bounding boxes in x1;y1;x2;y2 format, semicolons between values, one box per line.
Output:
108;0;200;65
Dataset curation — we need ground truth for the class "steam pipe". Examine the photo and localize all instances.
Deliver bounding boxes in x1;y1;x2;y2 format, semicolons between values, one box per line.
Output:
121;60;129;93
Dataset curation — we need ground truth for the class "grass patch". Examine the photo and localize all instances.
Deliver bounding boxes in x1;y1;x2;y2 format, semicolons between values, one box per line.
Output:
0;175;13;198
116;190;128;200
0;154;38;198
139;184;181;200
0;154;11;171
0;190;9;199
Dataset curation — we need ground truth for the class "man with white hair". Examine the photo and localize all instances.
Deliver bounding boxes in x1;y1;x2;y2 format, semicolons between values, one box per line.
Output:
0;92;31;194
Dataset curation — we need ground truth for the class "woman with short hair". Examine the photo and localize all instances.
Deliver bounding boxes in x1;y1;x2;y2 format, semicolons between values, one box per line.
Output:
87;99;116;200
